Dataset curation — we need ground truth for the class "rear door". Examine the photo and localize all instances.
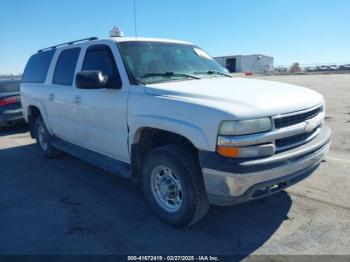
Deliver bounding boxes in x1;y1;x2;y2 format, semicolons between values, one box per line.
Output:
46;47;81;142
73;42;130;162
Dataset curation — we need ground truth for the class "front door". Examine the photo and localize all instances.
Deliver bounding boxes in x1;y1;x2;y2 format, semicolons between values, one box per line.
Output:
73;43;129;162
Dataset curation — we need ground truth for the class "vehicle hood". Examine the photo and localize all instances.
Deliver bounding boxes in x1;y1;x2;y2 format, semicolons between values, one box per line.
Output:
145;77;323;118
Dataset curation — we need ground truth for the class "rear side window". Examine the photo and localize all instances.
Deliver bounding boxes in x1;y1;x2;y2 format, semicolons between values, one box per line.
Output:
22;50;55;83
82;45;122;88
53;48;80;85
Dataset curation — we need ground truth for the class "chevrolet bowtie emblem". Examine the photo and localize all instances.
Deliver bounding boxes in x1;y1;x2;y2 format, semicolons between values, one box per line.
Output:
305;120;315;133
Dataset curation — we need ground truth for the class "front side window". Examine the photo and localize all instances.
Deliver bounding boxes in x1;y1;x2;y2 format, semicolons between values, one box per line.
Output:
82;45;122;88
22;50;55;83
118;41;228;84
53;48;80;85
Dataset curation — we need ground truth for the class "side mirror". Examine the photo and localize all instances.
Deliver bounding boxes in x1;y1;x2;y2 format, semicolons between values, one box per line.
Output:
75;71;108;89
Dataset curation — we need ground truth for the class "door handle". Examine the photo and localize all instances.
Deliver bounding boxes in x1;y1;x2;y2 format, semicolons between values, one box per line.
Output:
74;95;82;105
49;93;55;101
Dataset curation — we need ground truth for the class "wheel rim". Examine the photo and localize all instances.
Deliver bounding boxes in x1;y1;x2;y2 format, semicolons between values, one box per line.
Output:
37;125;48;151
150;165;183;213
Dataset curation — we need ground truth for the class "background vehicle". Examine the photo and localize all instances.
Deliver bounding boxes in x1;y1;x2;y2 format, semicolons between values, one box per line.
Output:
327;65;340;71
316;65;329;71
20;32;331;227
274;66;288;73
305;66;317;72
340;64;350;70
0;79;23;127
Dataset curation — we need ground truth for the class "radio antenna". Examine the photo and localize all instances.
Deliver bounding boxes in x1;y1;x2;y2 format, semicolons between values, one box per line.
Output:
133;0;138;39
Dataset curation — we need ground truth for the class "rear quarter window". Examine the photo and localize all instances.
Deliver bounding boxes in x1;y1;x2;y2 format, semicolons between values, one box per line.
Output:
22;50;55;83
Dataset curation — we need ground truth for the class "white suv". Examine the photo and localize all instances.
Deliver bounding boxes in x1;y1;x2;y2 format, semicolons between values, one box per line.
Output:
21;34;331;227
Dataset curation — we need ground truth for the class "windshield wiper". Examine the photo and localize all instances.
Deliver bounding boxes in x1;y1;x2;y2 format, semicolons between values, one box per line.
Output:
194;70;232;77
141;72;200;80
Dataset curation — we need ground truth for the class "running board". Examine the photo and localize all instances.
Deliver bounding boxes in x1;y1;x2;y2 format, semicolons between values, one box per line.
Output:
51;139;131;178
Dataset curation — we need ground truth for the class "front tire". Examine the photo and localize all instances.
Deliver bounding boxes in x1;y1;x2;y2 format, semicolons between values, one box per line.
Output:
34;116;61;158
142;145;209;227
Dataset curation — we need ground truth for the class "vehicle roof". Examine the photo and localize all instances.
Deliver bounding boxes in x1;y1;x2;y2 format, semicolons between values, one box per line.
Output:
111;36;194;45
36;36;194;53
214;54;274;59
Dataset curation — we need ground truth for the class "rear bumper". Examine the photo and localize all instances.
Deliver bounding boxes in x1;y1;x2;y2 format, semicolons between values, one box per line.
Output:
199;125;331;206
0;108;23;126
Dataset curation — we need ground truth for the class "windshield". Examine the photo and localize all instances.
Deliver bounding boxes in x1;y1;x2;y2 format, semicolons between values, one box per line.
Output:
118;41;228;84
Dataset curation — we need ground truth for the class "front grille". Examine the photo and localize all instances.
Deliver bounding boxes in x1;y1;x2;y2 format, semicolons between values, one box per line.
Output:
276;128;318;149
275;107;321;129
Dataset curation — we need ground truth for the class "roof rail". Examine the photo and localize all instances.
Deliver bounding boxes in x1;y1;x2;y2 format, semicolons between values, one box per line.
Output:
37;37;98;53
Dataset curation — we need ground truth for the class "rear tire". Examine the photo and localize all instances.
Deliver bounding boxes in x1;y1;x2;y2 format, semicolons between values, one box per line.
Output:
34;116;61;158
142;145;209;227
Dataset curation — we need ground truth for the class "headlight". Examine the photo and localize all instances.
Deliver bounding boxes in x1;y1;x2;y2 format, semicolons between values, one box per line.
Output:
218;118;272;136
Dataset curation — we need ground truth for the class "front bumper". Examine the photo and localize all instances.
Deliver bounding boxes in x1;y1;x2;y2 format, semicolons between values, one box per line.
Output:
199;125;331;206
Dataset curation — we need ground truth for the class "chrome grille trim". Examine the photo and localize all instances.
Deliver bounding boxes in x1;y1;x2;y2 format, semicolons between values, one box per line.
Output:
275;127;321;152
274;106;322;129
217;112;324;147
271;104;323;128
271;104;323;151
217;104;324;152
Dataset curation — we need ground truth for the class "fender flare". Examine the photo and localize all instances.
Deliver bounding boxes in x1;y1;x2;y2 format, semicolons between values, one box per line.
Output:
129;114;210;151
27;99;54;135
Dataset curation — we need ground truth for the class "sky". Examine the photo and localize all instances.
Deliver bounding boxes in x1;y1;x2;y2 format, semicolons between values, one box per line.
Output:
0;0;349;74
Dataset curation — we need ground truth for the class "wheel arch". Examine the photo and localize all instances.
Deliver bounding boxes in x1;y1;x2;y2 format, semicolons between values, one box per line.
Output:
129;115;210;151
129;116;209;186
27;100;53;138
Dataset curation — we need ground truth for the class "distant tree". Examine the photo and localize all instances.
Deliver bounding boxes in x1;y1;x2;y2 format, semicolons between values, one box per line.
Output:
290;63;302;73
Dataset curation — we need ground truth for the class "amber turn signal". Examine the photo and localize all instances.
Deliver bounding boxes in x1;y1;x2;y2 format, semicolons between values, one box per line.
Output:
216;146;240;158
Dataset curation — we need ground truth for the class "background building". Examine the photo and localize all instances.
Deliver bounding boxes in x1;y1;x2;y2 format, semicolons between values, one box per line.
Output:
214;54;274;73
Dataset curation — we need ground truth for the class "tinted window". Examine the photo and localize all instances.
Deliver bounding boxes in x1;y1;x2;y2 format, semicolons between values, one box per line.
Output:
53;48;80;85
82;45;122;88
22;50;55;83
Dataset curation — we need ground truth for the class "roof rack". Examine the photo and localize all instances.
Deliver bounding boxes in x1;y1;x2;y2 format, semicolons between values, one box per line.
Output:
37;37;98;53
